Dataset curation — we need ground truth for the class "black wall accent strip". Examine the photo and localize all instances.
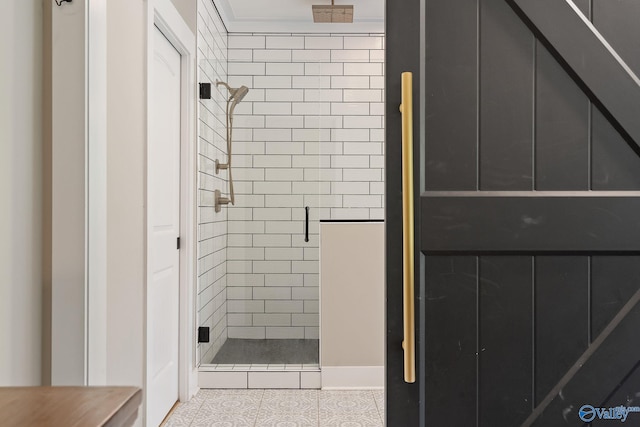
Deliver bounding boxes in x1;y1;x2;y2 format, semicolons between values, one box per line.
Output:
320;219;384;223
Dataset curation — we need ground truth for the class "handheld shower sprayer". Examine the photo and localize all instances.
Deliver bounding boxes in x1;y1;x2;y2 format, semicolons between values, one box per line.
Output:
214;80;249;212
216;80;249;111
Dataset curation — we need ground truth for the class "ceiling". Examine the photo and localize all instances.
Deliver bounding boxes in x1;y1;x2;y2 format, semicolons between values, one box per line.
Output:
213;0;385;33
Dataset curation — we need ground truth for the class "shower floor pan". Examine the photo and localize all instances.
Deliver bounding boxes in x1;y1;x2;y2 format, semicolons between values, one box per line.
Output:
210;338;319;366
200;339;321;388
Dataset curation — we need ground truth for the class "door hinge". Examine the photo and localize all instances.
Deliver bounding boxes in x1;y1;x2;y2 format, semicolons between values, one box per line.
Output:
199;82;211;99
177;237;181;250
198;327;210;343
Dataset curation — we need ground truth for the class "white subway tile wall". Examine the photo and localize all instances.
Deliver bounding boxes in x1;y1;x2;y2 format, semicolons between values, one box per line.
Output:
197;0;229;364
227;33;385;339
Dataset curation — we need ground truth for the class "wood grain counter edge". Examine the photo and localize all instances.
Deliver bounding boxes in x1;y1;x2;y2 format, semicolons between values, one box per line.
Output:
0;386;143;427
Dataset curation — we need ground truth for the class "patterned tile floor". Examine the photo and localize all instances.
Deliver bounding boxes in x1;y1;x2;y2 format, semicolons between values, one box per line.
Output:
164;389;385;427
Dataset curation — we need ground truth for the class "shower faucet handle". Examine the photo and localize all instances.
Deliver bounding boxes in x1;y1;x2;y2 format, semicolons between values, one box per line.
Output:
214;189;231;213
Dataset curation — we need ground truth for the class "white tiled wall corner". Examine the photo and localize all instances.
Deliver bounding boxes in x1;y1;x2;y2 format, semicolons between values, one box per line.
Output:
226;33;385;339
197;0;229;365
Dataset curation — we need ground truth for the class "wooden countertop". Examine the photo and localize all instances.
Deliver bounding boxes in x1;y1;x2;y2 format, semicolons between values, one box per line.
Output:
0;386;143;427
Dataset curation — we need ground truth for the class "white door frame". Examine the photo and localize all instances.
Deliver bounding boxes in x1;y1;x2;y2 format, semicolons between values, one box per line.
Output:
146;0;198;406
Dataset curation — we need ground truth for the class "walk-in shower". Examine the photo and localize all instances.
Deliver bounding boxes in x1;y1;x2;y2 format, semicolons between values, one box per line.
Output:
196;0;385;386
208;77;320;368
198;57;323;372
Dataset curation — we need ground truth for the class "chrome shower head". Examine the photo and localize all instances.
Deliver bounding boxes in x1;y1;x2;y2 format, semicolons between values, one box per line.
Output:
312;0;354;23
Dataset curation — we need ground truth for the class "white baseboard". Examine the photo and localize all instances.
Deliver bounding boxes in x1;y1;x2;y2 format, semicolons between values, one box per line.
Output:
321;366;384;390
188;368;199;400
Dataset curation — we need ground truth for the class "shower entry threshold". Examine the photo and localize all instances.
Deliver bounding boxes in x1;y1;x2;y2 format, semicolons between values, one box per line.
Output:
198;364;321;389
199;339;321;389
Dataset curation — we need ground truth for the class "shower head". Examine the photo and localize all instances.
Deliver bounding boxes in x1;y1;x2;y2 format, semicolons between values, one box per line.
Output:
312;0;354;23
216;80;249;115
229;85;248;115
231;85;249;105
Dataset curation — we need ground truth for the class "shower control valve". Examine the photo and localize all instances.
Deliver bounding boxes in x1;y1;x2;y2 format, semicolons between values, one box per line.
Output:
214;189;231;213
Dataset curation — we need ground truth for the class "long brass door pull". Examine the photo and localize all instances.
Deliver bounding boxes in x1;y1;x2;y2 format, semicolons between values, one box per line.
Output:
400;72;416;384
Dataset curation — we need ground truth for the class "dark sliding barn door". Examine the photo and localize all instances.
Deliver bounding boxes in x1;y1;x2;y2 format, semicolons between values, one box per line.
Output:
386;0;640;426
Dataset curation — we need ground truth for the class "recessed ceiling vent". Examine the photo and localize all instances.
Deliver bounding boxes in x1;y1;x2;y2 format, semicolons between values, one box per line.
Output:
312;0;354;23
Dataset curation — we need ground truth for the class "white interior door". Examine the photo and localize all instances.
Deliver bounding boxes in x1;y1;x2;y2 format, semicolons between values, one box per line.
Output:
147;25;181;427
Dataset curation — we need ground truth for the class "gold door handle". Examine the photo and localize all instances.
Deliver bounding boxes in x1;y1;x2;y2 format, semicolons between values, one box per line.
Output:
400;72;416;384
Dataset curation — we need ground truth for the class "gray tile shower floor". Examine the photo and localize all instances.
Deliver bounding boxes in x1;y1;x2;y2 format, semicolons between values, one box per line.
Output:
211;339;319;365
164;389;385;427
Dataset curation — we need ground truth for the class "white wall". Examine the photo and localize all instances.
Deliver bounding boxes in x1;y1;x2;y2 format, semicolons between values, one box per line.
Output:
42;0;195;419
171;0;197;34
0;0;198;400
320;222;384;389
320;222;384;366
105;0;146;396
197;0;230;365
50;0;88;386
0;0;44;387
